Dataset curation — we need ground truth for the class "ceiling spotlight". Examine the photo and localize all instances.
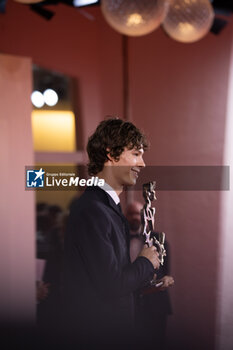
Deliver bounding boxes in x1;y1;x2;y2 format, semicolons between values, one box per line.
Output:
162;0;215;43
73;0;99;7
31;91;44;108
43;89;58;107
101;0;169;37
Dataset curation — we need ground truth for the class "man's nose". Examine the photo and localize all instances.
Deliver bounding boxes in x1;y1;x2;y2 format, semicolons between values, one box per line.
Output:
138;157;146;168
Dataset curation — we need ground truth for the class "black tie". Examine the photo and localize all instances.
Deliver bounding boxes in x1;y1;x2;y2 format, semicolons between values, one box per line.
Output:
117;202;122;214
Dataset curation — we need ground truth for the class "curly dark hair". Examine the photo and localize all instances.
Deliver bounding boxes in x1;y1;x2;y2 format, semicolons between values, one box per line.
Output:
87;117;148;175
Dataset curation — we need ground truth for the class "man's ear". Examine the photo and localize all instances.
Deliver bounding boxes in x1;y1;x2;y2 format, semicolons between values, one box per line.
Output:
106;148;118;163
106;148;113;162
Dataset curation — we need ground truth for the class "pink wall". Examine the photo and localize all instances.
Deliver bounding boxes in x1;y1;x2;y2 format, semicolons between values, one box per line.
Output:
0;2;232;347
0;2;123;146
129;21;233;349
216;32;233;350
0;53;35;324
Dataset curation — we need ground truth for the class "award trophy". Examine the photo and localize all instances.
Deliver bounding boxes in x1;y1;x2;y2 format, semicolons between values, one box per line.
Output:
141;182;166;291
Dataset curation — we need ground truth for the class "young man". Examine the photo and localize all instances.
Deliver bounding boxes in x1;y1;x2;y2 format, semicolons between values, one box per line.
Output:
63;118;159;345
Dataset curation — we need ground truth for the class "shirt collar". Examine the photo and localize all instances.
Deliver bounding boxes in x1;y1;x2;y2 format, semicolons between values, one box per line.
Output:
97;182;120;205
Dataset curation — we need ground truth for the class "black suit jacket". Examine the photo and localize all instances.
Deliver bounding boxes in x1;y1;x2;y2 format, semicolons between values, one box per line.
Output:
63;186;154;339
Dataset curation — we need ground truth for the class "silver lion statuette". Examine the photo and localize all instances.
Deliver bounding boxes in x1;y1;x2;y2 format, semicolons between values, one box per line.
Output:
141;181;166;266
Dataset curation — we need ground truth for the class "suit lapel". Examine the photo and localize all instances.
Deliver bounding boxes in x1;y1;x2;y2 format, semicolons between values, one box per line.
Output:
86;186;131;261
104;192;131;251
86;186;130;234
86;186;123;219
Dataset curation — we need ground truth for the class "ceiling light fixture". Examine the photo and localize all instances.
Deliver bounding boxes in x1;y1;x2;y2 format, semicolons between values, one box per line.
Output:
73;0;99;7
14;0;44;4
43;89;59;107
162;0;215;43
31;91;44;108
101;0;169;37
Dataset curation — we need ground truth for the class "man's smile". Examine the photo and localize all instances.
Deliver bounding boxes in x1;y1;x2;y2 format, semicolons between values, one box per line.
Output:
131;167;140;178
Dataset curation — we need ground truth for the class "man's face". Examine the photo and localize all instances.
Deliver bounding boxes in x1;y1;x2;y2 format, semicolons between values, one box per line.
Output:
110;147;145;188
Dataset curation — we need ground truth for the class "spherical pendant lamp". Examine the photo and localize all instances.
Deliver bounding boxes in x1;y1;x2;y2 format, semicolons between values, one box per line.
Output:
101;0;169;37
14;0;44;4
162;0;215;43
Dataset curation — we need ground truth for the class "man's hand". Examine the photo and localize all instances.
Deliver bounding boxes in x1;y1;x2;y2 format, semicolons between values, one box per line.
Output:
160;275;175;290
139;245;160;269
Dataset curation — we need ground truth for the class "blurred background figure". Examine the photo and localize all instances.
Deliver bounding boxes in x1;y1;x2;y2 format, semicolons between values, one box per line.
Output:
36;203;68;330
36;203;50;260
36;281;50;303
125;201;174;349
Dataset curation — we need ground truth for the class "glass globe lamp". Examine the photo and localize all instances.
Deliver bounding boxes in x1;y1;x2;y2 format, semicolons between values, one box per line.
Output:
14;0;44;4
101;0;169;37
162;0;215;43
